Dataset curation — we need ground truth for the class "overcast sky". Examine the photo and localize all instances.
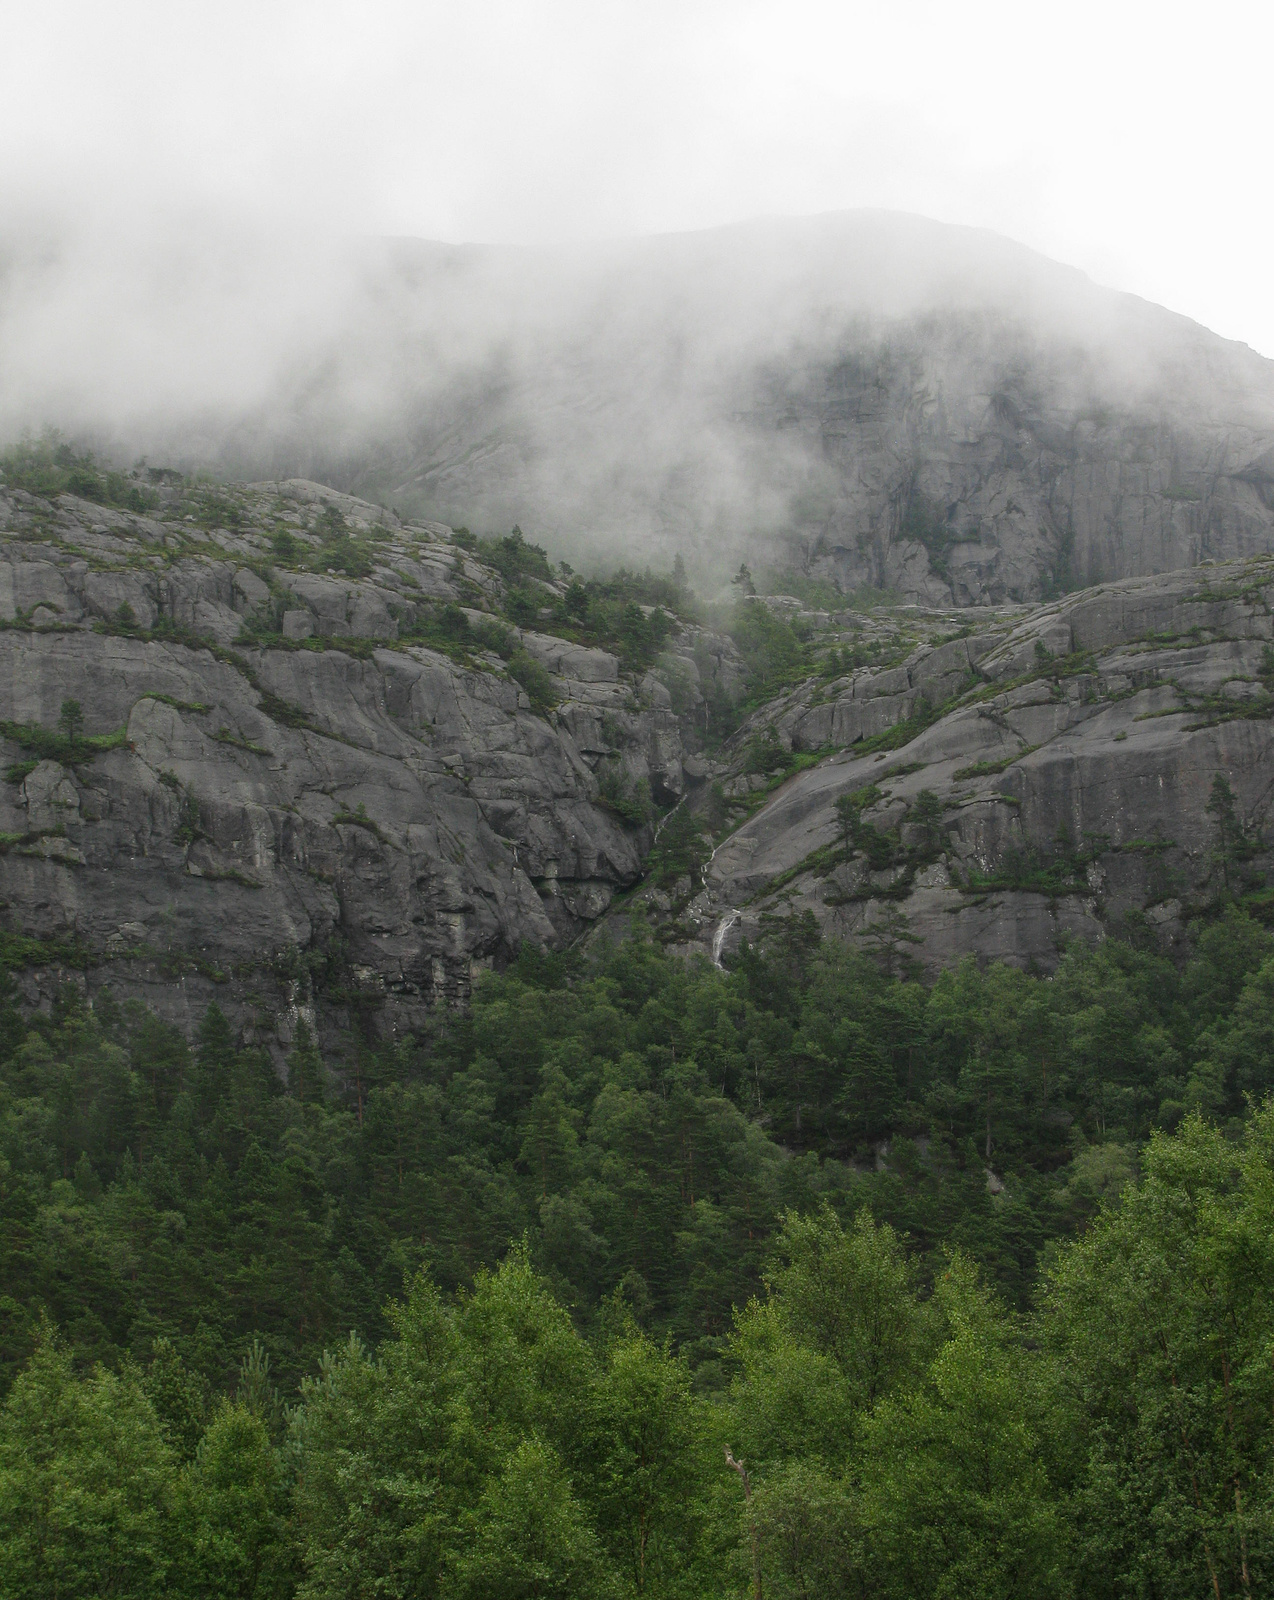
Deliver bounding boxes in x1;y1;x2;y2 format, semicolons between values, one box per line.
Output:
4;0;1272;353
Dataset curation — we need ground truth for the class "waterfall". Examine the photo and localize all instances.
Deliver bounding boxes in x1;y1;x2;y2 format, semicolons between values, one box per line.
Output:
652;792;684;844
711;908;741;968
701;832;725;891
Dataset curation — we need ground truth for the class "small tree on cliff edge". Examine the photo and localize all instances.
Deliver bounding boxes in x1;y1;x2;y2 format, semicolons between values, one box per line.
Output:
59;698;84;745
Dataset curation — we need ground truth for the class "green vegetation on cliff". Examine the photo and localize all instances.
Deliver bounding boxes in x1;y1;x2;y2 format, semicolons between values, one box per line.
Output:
0;436;159;514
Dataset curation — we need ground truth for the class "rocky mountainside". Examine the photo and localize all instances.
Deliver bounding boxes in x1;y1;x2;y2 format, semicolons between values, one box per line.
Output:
0;469;744;1054
657;562;1274;974
178;213;1274;605
0;455;1270;1067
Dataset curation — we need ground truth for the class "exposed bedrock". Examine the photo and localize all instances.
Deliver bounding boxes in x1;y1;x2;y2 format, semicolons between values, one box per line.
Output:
674;561;1274;973
0;481;736;1052
5;465;1274;1050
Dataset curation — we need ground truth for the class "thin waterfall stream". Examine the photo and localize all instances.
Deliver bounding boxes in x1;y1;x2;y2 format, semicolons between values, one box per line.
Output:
711;908;741;967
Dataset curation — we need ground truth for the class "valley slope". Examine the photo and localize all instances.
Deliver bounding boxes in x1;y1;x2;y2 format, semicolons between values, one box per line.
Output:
0;461;1269;1069
671;563;1274;971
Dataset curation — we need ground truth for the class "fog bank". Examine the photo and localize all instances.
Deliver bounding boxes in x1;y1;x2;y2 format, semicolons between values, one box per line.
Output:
5;209;1274;598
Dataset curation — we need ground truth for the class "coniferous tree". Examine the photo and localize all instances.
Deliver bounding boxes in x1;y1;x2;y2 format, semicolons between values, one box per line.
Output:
285;1019;325;1105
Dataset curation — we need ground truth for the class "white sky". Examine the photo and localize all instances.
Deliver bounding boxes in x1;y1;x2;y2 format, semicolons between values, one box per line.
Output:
3;0;1273;352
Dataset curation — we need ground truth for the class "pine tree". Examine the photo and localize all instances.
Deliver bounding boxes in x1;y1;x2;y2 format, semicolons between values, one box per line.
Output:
192;1002;236;1118
58;697;84;745
1206;772;1251;892
834;793;861;861
285;1018;326;1104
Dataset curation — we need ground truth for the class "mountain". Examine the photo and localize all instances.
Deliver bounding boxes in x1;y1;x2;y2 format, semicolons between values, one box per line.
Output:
658;561;1274;973
5;218;1274;1600
173;212;1274;603
0;465;742;1051
12;213;1274;602
0;452;1270;1054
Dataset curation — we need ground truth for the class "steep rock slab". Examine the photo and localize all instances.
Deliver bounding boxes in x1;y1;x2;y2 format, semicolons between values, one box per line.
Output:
683;560;1274;972
0;485;699;1051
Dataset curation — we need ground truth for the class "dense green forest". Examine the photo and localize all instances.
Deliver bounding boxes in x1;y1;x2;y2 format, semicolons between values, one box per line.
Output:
2;911;1274;1596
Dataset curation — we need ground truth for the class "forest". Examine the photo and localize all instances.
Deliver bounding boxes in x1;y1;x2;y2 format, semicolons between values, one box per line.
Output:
2;909;1273;1597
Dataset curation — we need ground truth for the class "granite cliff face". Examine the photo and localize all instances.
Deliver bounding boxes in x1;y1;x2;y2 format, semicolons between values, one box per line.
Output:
760;317;1274;607
664;562;1274;973
2;457;1272;1060
0;475;738;1052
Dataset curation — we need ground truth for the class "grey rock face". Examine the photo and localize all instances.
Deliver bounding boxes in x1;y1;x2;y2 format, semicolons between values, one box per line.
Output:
790;329;1274;608
0;479;734;1052
677;560;1274;974
6;453;1274;1055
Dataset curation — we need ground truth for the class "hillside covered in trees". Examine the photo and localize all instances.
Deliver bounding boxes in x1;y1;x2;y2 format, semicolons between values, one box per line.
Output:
2;909;1273;1597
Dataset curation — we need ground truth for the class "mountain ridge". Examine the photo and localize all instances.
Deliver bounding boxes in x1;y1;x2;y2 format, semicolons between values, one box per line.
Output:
11;211;1274;603
206;212;1274;601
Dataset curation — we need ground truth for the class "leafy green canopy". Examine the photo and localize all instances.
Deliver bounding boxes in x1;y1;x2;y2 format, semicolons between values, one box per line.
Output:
2;914;1274;1593
4;1127;1273;1599
6;910;1274;1399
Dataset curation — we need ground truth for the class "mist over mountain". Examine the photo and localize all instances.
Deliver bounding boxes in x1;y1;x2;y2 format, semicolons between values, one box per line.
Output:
7;210;1274;603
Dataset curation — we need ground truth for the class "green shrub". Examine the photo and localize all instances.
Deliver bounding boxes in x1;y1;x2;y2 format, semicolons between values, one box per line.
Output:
1;436;157;512
507;649;559;715
727;599;809;705
314;535;372;579
478;525;556;585
743;731;794;776
596;764;654;825
646;805;710;885
505;586;541;626
0;715;127;767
